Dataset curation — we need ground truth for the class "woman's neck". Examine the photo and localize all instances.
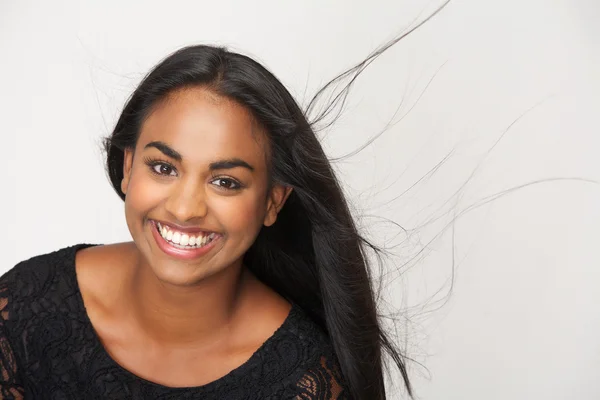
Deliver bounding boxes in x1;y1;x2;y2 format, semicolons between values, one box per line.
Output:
126;252;250;347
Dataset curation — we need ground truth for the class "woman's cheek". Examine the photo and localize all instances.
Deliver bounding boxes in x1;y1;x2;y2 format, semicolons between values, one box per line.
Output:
125;173;168;236
212;192;265;237
129;171;167;208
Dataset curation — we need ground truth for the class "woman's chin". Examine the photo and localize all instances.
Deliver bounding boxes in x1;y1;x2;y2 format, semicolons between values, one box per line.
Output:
148;260;214;287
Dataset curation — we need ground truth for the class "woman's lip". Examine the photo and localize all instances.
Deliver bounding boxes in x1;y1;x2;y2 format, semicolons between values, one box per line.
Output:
150;220;221;260
151;219;218;235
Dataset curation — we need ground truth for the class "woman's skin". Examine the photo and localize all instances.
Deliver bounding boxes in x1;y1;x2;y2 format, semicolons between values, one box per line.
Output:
75;86;293;387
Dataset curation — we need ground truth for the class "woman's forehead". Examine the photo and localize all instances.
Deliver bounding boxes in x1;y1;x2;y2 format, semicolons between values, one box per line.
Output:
138;87;268;167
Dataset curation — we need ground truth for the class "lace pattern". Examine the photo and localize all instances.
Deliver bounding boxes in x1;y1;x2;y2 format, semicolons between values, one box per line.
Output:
0;288;25;400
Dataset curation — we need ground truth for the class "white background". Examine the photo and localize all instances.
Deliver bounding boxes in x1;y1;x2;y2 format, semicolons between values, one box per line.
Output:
1;0;599;398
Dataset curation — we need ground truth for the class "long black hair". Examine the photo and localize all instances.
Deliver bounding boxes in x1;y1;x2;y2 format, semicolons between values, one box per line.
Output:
103;4;449;398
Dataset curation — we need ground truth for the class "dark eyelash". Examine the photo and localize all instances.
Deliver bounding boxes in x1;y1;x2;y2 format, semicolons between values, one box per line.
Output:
143;156;177;177
210;174;244;191
142;158;243;190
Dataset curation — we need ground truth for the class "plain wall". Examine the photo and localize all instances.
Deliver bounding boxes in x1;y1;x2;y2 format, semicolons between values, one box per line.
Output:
2;0;599;398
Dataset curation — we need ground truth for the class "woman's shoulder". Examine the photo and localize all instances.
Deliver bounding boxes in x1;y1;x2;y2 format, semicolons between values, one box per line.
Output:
0;244;94;326
2;244;88;291
281;305;340;370
261;305;350;398
0;242;135;323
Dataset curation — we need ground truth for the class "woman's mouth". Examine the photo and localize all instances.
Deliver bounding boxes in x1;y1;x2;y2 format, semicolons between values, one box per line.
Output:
156;221;217;249
150;220;220;260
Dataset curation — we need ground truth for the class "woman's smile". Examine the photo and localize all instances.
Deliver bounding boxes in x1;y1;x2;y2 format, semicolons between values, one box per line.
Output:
149;219;222;260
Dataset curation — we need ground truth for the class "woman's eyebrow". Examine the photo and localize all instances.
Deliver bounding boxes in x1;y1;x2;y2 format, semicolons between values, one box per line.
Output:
144;141;254;171
144;141;182;161
209;159;254;172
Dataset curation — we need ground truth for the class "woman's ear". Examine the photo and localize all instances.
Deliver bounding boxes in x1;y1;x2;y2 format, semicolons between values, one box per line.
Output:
263;185;293;227
120;148;134;195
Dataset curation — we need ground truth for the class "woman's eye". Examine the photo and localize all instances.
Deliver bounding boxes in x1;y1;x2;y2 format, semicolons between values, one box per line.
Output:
212;178;241;190
152;163;176;176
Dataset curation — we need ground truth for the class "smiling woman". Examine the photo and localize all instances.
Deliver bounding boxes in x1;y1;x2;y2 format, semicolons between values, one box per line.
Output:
119;88;288;286
0;30;432;400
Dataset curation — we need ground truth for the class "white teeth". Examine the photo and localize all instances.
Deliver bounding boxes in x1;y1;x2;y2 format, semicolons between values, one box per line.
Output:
180;234;189;246
156;222;216;249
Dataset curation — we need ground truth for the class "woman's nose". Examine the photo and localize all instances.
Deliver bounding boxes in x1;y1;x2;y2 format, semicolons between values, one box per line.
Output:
163;180;208;223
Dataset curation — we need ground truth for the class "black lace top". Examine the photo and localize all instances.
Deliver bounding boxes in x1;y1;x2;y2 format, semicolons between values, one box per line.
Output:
0;244;349;399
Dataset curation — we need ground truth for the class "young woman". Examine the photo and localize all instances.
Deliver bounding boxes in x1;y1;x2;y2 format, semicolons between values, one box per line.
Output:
0;11;453;395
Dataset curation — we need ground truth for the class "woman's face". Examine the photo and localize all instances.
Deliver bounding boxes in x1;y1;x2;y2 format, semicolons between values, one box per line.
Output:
121;87;289;286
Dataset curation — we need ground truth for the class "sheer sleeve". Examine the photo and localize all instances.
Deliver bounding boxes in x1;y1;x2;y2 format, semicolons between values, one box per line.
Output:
293;355;350;400
0;292;25;400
